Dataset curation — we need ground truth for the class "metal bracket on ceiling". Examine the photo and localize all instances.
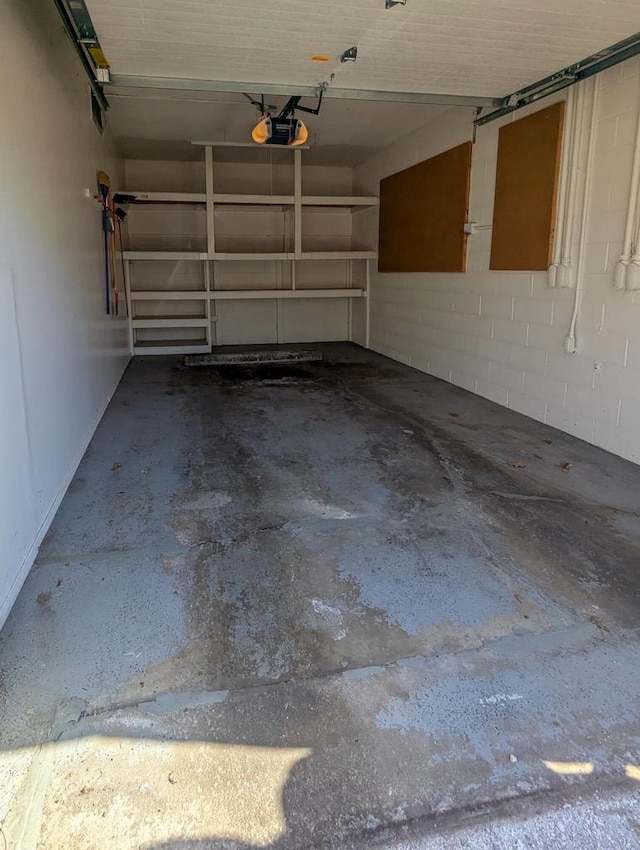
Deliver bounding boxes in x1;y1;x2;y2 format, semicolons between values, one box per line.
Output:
475;32;640;127
340;46;358;63
52;0;109;109
472;108;482;143
107;75;501;109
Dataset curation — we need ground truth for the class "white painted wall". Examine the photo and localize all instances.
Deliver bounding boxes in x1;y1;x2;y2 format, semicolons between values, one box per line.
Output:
354;58;640;465
0;0;129;628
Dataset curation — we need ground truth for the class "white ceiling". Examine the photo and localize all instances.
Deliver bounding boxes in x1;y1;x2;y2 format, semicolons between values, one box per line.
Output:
90;0;640;162
107;89;453;165
87;0;640;97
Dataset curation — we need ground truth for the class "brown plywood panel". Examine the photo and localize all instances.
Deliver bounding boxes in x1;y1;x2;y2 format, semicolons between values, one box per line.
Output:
378;141;472;273
490;102;565;271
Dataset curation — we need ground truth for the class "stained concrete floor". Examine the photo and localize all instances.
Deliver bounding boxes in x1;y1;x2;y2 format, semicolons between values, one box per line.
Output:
2;342;640;849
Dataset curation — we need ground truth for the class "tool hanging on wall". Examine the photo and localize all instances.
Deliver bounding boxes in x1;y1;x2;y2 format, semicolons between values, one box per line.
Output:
114;206;128;316
109;196;119;315
96;170;113;314
111;193;138;319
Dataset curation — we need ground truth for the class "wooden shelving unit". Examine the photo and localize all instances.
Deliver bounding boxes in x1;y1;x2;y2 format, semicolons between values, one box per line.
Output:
121;143;378;355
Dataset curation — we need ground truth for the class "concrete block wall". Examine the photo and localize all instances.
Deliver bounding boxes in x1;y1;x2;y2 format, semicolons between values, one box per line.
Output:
354;58;640;465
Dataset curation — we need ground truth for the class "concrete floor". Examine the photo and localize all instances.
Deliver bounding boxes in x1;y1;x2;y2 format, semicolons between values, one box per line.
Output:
2;342;640;849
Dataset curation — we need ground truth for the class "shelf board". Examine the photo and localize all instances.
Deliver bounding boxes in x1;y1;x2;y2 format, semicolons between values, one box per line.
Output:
192;140;309;150
120;192;377;207
214;194;294;205
133;342;210;355
298;251;377;260
302;196;378;207
125;192;206;204
132;317;210;328
124;250;375;262
209;288;364;300
131;291;208;300
132;288;364;301
213;252;294;261
124;251;207;260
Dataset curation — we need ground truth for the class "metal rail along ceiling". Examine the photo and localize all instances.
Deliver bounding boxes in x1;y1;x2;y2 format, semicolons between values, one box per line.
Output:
54;1;640;128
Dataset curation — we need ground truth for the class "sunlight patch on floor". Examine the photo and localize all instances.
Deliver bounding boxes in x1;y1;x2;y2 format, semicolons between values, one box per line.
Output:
2;736;311;849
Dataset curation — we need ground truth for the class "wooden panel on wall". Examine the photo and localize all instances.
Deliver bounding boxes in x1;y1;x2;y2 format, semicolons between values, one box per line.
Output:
378;141;472;273
490;102;565;271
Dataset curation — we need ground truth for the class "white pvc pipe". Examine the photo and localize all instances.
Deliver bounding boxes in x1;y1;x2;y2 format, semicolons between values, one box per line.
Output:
557;83;585;288
565;78;599;353
548;88;575;286
615;100;640;289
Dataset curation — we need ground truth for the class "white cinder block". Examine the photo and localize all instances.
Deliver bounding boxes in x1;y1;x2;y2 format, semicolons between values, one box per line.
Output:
523;372;567;407
462;313;493;339
476;336;511;365
615;108;640;148
507;343;547;375
513;297;553;326
580;329;629;367
622;57;640;79
545;353;599;389
462;354;490;382
592;421;640;466
624;338;637;369
492;273;535;298
574;299;605;332
488;362;525;393
597;75;640;121
480;294;513;320
453;293;481;315
590;362;632;401
545;403;595;444
588;209;628;243
564;384;620;430
492;318;528;345
476;379;509;407
593;115;618;160
617;396;640;430
450;371;477;394
527;323;565;353
549;297;574;329
507;391;546;422
597;64;624;90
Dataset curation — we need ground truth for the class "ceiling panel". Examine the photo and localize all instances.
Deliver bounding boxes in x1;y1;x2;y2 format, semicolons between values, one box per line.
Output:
86;0;640;97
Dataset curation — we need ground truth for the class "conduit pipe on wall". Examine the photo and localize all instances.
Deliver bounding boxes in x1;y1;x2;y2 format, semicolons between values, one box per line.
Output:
624;144;640;290
614;100;640;289
625;197;640;289
557;84;585;288
548;87;576;286
565;78;599;354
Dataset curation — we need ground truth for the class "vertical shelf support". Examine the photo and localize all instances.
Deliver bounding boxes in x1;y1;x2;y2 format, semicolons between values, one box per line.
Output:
365;259;371;349
347;258;353;342
205;145;216;259
124;260;134;354
204;260;213;350
294;148;302;259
